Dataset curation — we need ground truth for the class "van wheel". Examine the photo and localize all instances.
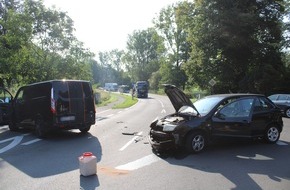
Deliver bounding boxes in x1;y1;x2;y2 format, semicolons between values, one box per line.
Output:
35;119;47;138
80;125;91;133
9;121;18;131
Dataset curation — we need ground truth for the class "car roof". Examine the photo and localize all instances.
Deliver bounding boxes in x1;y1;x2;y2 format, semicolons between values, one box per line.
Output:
269;94;290;96
204;93;264;98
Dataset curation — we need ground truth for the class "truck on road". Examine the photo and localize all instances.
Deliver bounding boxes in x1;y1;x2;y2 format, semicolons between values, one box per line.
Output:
135;81;148;98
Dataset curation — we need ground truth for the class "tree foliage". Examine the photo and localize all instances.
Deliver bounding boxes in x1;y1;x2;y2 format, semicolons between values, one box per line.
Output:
124;28;165;82
184;0;287;94
0;0;94;89
1;0;290;95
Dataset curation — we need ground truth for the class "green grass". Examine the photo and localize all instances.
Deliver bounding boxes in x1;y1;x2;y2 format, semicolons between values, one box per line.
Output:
95;89;137;108
95;89;117;107
112;94;138;109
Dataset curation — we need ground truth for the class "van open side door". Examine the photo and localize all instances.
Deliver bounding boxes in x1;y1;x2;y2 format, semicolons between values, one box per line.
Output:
0;87;13;125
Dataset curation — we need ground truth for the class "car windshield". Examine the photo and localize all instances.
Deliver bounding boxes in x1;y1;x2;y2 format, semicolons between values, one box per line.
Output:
193;96;224;116
178;106;198;116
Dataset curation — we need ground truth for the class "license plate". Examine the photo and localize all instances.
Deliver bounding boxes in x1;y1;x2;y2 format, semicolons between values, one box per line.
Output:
60;116;75;122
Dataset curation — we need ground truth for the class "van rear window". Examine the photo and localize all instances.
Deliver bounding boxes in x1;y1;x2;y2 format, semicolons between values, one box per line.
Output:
68;82;83;99
53;81;94;114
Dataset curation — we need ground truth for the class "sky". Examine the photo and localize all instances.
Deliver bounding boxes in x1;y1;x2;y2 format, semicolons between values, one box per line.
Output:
43;0;181;54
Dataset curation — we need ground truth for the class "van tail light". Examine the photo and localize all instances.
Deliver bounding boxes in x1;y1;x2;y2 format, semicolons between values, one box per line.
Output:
51;88;56;114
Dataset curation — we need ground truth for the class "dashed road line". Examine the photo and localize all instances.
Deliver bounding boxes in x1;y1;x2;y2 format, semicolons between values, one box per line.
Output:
21;139;42;145
276;141;288;146
96;109;111;114
119;132;143;151
158;100;164;108
115;154;160;171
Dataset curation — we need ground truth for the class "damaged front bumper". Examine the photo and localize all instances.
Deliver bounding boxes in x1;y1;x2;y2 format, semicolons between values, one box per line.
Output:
149;129;177;152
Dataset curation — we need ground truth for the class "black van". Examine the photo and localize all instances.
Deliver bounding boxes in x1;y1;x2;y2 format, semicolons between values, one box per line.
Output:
0;80;96;137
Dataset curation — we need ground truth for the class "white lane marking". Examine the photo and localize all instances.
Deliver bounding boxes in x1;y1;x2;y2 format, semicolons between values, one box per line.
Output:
115;154;161;171
119;132;143;151
21;139;42;145
277;141;288;146
161;109;166;113
0;136;23;154
96;109;111;114
158;100;164;108
106;114;114;117
118;111;123;114
237;154;273;161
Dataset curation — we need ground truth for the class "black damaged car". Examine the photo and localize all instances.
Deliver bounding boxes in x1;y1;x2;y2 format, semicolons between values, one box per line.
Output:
149;85;283;154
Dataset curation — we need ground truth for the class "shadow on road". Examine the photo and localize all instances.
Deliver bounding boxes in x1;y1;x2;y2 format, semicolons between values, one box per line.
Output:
0;128;102;179
80;174;99;190
154;139;290;190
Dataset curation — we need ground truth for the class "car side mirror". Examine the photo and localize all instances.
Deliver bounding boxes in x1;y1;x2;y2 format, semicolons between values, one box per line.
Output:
214;111;226;120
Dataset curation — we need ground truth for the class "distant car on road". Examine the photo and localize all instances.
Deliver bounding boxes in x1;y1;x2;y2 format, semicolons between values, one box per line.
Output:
118;85;130;93
149;85;283;154
104;83;118;92
268;94;290;118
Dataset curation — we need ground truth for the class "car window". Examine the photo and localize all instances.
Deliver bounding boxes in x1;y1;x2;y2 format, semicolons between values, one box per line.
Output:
268;94;278;101
277;94;288;100
218;98;254;118
0;88;12;103
216;97;238;111
15;88;25;103
253;97;274;112
193;96;224;115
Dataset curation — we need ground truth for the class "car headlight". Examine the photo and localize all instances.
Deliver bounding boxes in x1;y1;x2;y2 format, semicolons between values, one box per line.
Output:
163;123;177;132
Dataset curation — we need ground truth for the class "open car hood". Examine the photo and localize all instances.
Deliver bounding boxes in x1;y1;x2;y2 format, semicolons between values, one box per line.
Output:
163;84;199;115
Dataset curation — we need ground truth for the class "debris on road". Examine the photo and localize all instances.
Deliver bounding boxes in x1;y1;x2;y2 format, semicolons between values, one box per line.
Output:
122;132;137;135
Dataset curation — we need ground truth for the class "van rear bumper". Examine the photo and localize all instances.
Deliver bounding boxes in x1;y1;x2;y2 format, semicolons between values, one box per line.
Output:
53;112;95;129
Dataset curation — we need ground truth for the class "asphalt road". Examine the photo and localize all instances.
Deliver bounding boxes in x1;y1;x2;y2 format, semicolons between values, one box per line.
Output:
0;93;289;190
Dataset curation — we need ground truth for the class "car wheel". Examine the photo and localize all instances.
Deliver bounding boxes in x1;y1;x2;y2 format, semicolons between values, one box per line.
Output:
285;108;290;118
80;125;91;133
35;119;47;138
8;121;18;131
186;131;206;153
264;125;280;144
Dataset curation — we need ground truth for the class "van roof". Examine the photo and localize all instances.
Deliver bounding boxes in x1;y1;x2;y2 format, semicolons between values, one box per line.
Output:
24;80;90;87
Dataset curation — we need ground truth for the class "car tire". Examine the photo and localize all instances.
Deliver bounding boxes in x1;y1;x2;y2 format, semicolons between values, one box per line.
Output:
80;125;91;133
264;125;280;144
186;131;206;153
8;121;18;131
285;108;290;118
35;119;47;138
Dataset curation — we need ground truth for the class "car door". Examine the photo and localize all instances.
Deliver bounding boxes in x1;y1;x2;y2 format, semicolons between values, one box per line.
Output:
251;97;280;136
0;87;13;124
13;87;32;124
211;97;255;137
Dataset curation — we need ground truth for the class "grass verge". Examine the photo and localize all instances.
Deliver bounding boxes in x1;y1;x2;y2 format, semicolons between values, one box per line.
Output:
112;94;138;109
95;89;137;108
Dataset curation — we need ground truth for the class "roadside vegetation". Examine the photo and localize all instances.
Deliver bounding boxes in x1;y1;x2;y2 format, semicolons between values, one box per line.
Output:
112;94;138;109
1;0;290;95
94;89;137;109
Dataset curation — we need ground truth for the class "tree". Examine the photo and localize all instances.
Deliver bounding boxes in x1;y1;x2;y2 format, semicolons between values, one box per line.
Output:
124;28;165;82
0;0;94;88
185;0;287;94
153;2;191;89
0;0;32;87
